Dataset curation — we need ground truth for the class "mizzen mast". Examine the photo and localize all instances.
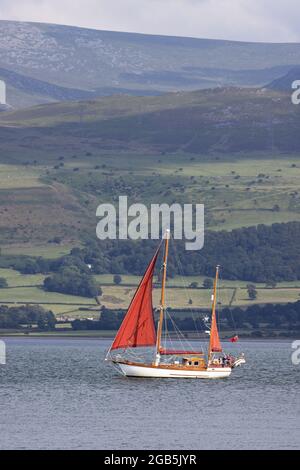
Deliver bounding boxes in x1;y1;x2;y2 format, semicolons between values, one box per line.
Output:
208;265;222;361
154;229;170;365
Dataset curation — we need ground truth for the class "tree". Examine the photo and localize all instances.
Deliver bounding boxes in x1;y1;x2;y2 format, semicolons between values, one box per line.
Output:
0;278;8;288
37;316;46;330
189;282;198;289
113;274;122;285
0;304;56;330
247;284;257;300
203;278;213;289
265;281;277;289
44;267;102;298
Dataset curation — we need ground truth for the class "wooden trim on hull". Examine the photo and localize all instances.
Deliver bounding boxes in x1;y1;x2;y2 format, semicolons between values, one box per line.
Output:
113;360;232;379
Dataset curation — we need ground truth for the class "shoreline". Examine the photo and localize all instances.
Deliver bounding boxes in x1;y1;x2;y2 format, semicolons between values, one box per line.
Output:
0;331;298;341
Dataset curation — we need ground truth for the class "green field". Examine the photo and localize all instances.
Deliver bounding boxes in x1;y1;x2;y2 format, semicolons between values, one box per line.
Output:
0;243;76;259
0;164;44;189
0;87;300;316
0;267;98;317
99;284;300;310
94;273;300;289
0;285;96;305
1;267;299;318
1;153;300;249
48;154;300;232
0;86;300;247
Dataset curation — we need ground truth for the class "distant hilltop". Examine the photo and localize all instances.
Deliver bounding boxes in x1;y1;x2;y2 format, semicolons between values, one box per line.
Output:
0;20;300;108
266;66;300;91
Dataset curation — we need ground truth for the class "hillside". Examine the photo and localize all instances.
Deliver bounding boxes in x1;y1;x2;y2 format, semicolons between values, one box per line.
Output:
1;21;300;107
0;87;299;155
0;87;300;251
267;66;300;91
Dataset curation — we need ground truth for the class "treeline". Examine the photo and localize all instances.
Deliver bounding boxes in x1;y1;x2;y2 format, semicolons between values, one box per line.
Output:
0;254;101;298
71;301;300;334
222;301;300;330
1;222;300;282
77;222;300;282
0;305;56;330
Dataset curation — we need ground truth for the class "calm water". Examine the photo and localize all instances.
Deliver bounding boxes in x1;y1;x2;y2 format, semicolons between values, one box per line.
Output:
0;338;299;450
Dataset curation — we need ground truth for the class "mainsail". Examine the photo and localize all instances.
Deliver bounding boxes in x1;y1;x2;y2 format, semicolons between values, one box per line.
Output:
110;246;160;350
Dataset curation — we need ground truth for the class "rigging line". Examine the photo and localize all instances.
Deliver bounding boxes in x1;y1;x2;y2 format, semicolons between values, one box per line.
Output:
220;280;238;336
166;309;196;353
191;311;202;339
172;237;200;318
228;288;238;334
163;307;172;350
171;235;206;351
165;308;178;352
163;235;203;354
171;235;200;318
217;270;240;352
163;306;168;351
163;309;177;363
227;293;241;354
165;310;186;351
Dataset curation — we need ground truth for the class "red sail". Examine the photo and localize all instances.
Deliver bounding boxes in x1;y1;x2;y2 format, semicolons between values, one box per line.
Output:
110;248;160;350
210;310;222;353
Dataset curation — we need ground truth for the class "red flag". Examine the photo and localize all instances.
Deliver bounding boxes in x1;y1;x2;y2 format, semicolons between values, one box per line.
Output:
230;335;239;343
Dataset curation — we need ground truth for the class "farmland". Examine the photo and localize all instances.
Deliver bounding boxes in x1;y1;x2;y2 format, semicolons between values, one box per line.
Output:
0;268;299;319
1;153;300;248
0;87;300;319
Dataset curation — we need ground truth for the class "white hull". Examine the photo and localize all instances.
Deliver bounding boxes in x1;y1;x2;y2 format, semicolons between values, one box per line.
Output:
117;362;232;379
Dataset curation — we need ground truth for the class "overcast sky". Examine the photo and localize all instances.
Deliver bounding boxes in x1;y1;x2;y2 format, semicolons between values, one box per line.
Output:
0;0;299;43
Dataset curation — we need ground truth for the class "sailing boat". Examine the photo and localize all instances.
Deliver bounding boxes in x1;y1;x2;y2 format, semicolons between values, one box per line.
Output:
106;230;245;378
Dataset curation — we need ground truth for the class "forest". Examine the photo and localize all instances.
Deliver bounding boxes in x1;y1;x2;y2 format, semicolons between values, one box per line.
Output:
75;221;300;282
0;222;300;293
71;301;300;336
0;305;56;330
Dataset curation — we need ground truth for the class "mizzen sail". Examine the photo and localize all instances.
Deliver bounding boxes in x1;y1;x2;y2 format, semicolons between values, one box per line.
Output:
209;308;222;352
208;266;222;354
110;246;160;350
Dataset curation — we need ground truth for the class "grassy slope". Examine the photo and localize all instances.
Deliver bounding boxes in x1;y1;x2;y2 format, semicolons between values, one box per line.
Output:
0;268;299;317
52;153;300;231
0;88;300;312
0;87;296;128
1;153;300;245
1;243;77;259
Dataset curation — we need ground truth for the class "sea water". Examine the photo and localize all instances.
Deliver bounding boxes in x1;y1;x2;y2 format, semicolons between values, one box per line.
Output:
0;338;299;450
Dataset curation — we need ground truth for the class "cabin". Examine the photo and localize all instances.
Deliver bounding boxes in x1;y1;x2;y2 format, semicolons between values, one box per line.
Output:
182;356;206;368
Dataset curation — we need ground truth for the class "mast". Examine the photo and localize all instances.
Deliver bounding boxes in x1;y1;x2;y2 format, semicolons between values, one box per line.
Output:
154;229;170;365
208;265;220;361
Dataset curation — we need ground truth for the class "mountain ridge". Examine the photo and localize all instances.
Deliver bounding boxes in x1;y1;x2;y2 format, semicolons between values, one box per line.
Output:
1;20;300;108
